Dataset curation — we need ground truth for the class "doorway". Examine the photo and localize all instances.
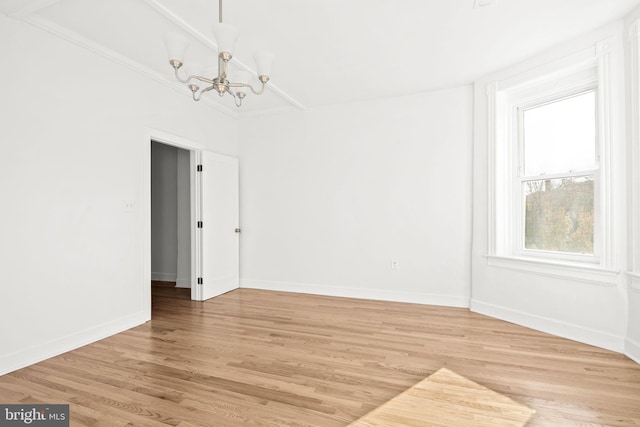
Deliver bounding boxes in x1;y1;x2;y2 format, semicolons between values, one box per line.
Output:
151;141;192;302
142;129;241;320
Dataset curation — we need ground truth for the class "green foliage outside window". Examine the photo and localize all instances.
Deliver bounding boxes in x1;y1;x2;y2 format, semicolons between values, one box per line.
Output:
524;177;594;254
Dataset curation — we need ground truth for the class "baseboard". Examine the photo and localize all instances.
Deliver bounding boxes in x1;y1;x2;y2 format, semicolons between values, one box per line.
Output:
240;279;470;308
0;312;147;376
470;299;625;353
626;338;640;365
175;277;191;288
151;272;177;282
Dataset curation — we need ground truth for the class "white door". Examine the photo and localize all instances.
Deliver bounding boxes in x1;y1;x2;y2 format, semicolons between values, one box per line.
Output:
197;151;240;301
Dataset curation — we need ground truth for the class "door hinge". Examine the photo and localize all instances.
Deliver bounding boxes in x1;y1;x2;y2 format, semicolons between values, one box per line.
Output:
197;164;203;172
197;277;203;285
197;221;203;228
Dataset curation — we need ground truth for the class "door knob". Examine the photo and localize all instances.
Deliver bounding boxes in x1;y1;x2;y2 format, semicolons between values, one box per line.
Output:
235;228;241;233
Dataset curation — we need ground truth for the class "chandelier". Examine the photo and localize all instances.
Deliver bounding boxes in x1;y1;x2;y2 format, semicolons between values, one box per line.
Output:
163;0;274;107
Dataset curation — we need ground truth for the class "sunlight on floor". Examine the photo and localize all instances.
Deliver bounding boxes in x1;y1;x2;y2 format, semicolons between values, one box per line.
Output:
348;368;535;427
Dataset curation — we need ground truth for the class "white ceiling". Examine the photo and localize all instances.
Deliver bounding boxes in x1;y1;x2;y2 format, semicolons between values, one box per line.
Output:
2;0;639;114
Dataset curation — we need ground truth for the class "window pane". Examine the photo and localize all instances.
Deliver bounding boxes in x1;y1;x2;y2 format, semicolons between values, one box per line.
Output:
523;91;596;176
524;176;594;254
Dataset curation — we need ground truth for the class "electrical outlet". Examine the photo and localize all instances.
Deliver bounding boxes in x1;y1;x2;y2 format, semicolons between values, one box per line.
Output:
391;260;399;270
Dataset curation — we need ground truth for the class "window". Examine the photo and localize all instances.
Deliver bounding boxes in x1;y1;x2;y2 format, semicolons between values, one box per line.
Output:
517;90;598;261
487;42;616;273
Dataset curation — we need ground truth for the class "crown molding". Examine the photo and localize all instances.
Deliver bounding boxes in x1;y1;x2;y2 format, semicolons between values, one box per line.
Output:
22;15;239;119
142;0;306;111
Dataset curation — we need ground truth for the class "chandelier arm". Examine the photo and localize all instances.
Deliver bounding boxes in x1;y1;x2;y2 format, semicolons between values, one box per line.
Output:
234;97;242;107
227;87;237;98
192;85;215;101
175;68;215;85
248;81;266;95
225;84;237;98
195;76;215;85
228;81;267;95
226;90;242;107
174;68;191;84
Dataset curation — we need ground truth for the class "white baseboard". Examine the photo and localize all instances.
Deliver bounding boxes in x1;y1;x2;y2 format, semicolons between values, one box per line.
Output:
0;312;147;376
175;277;191;288
240;279;470;308
626;338;640;365
470;299;625;353
151;272;177;282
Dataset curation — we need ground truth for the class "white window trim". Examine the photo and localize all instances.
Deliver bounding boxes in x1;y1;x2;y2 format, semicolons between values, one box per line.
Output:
485;255;619;286
629;20;640;282
486;38;618;280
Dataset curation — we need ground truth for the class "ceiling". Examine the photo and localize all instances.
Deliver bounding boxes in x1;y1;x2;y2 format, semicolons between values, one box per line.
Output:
2;0;639;114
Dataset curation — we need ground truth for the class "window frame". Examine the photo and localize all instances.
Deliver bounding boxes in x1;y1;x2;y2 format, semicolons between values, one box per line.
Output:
486;39;617;276
512;86;601;264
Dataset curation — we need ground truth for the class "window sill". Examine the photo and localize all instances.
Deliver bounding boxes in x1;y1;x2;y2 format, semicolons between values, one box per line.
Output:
484;254;620;286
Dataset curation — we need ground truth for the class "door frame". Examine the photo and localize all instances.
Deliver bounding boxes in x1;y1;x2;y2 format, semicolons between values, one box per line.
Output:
143;128;202;320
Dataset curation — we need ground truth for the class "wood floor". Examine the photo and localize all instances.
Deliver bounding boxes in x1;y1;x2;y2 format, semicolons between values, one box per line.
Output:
1;282;639;426
348;368;536;426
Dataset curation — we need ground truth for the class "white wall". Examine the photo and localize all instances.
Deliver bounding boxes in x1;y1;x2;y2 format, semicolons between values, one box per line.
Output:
471;23;629;352
239;87;473;306
0;15;237;375
151;142;178;281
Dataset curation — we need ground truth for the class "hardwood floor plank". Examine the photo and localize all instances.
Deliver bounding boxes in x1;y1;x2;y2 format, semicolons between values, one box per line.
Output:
1;286;639;426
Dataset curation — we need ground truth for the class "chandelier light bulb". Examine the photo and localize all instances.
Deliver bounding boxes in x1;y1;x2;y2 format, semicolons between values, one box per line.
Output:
212;22;239;56
164;32;190;67
253;51;275;78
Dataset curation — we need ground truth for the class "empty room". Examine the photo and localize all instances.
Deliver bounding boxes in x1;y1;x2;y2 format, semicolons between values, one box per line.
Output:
2;0;640;425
